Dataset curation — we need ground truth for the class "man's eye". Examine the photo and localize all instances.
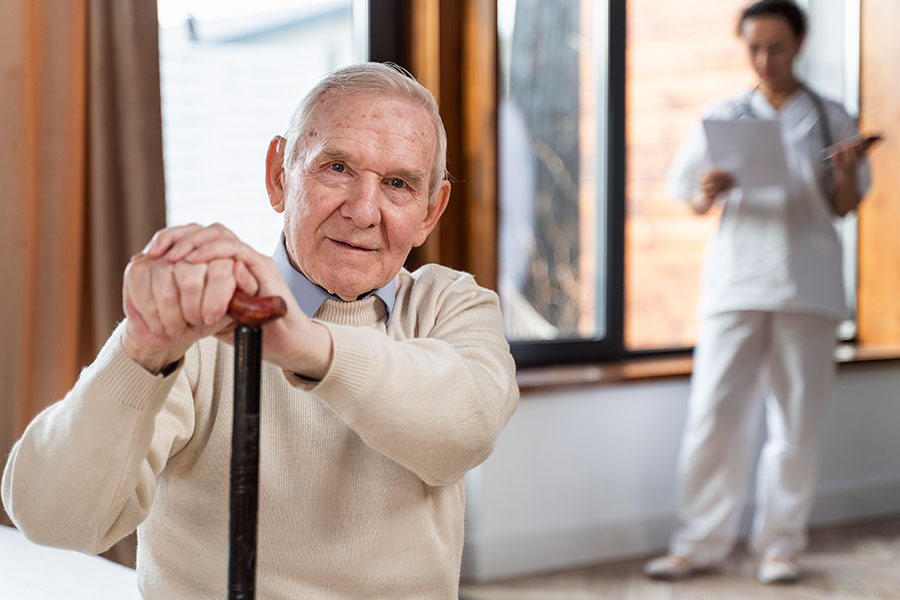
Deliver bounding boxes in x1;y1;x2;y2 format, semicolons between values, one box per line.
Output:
388;178;406;189
330;163;346;173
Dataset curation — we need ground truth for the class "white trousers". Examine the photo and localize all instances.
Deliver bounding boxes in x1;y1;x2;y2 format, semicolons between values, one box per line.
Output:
671;310;837;563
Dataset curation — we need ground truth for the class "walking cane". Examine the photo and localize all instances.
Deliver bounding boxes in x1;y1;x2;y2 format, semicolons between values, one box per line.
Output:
226;290;287;600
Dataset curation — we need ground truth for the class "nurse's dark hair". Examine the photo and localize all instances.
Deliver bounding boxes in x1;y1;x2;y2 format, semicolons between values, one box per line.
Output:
737;0;807;40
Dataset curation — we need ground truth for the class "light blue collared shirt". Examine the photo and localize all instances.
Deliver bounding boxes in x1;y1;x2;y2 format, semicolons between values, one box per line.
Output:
272;232;396;322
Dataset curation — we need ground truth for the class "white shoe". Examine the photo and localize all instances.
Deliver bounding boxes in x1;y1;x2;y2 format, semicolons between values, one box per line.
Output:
757;553;800;584
643;554;715;580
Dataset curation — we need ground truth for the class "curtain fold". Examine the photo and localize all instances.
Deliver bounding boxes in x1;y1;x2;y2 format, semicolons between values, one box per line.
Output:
1;0;166;568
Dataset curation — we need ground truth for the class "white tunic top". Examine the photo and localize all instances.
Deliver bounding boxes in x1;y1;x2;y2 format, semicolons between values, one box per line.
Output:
668;88;870;320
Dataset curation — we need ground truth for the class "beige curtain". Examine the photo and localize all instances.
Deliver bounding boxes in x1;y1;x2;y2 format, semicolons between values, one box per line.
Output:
0;0;166;568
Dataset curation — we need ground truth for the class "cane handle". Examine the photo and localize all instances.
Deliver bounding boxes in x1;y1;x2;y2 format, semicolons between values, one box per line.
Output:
228;290;287;326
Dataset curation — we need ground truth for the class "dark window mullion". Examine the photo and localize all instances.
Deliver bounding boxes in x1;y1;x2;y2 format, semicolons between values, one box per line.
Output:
367;0;410;66
510;0;627;368
605;0;626;358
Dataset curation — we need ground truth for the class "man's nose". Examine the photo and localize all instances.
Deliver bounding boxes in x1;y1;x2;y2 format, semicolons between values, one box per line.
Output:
340;175;381;228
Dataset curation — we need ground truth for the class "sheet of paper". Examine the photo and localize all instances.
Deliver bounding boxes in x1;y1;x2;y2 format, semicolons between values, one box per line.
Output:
702;118;790;190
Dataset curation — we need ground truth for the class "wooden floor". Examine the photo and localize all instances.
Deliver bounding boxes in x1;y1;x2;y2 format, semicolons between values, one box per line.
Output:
460;517;900;599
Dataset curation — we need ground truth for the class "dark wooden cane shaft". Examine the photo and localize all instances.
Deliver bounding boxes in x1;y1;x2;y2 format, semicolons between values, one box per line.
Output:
227;291;286;600
229;324;262;599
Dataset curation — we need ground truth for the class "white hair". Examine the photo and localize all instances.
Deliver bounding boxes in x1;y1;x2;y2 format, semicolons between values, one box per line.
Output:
283;62;448;202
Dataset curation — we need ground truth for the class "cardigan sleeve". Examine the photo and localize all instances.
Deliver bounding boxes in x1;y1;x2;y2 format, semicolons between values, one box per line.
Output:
1;323;197;554
288;267;519;487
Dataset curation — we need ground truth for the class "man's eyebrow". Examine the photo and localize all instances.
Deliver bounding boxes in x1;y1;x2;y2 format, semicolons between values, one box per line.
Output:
392;168;426;188
319;147;353;163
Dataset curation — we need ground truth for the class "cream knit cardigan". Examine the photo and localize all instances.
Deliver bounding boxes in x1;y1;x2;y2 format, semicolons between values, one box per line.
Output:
2;264;519;599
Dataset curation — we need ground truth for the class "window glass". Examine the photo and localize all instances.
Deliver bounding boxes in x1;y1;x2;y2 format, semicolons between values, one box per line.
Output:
624;0;752;350
624;0;859;350
498;0;606;343
158;0;361;254
501;0;859;355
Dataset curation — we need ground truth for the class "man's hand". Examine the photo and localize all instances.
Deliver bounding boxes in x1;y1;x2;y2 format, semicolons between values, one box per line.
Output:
142;224;334;380
122;225;260;374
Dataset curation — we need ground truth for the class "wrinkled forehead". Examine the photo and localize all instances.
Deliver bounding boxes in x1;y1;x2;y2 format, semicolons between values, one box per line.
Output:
301;93;438;163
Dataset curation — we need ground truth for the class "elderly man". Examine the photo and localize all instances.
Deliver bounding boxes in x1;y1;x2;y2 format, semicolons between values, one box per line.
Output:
2;63;518;599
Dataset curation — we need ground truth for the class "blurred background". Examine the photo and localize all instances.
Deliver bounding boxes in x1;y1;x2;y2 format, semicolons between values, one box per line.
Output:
2;0;899;596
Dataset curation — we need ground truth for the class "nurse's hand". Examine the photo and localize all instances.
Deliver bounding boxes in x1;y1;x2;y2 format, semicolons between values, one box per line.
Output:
691;170;735;214
702;170;736;198
827;138;873;217
828;138;867;173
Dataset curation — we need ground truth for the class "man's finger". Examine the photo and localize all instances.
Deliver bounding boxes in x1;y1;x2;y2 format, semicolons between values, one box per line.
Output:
174;261;208;325
123;296;156;340
144;223;204;258
175;235;288;315
151;261;188;338
201;258;238;326
125;258;167;338
165;222;239;262
183;237;244;264
184;239;274;283
234;260;260;296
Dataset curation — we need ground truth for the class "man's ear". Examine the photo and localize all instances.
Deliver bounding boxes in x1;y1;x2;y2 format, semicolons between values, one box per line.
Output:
266;136;287;213
413;180;451;247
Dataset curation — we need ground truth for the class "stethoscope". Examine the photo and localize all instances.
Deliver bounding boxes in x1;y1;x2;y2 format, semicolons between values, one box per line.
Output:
736;83;836;195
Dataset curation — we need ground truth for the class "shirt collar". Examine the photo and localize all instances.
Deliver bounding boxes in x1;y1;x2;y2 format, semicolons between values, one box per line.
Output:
749;85;806;120
272;231;396;321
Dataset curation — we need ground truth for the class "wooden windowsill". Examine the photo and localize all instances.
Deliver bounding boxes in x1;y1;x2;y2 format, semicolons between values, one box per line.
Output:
516;344;900;394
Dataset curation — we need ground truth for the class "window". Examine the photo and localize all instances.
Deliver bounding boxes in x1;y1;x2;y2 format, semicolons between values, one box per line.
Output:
623;0;753;351
158;0;364;254
498;0;622;366
500;0;863;366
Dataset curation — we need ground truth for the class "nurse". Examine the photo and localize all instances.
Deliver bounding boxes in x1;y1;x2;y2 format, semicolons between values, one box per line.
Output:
643;0;873;585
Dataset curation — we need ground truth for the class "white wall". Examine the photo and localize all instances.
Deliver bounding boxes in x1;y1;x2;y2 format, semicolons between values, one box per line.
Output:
462;362;900;582
797;0;859;116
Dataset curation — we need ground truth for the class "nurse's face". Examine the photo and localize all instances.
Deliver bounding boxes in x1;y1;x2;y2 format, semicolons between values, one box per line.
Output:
741;16;802;91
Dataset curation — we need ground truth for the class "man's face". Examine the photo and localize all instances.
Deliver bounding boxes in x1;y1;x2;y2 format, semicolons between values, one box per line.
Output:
270;93;449;300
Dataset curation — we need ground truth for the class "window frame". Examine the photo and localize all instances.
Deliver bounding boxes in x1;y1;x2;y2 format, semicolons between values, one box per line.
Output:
370;0;868;369
506;0;634;368
369;0;646;368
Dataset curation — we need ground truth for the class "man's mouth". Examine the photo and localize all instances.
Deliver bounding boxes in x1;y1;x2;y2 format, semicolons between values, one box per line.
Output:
328;238;376;252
